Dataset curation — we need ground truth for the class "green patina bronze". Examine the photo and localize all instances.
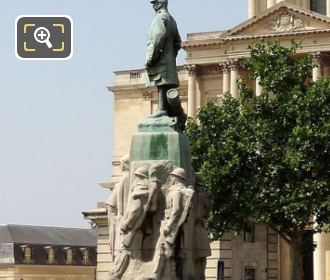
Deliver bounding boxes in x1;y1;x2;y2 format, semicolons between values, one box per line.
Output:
129;131;193;184
149;134;168;159
146;0;181;88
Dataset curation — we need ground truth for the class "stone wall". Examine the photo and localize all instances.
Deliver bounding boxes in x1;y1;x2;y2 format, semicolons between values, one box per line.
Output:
0;265;95;280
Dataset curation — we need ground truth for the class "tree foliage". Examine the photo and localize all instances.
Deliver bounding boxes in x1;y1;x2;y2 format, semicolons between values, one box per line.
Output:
186;42;330;278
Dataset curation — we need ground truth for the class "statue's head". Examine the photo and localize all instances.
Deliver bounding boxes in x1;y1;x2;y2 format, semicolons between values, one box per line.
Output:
150;0;168;12
120;154;130;172
169;168;187;184
134;166;149;180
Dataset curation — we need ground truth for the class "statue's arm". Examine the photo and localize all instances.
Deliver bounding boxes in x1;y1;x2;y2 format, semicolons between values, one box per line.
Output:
106;185;119;215
173;27;181;57
149;184;159;212
146;16;167;66
121;198;143;232
166;191;182;231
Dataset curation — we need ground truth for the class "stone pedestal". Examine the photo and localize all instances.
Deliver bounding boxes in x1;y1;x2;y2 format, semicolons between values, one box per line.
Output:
130;131;193;184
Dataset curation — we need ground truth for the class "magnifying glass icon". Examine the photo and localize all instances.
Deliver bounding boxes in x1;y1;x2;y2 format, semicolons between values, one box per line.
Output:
34;27;53;49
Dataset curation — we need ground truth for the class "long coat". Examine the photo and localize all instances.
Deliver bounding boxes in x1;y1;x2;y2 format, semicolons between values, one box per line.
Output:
146;9;181;87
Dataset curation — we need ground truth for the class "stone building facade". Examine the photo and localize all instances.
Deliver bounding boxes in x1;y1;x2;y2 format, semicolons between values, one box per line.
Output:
84;1;330;279
0;225;97;280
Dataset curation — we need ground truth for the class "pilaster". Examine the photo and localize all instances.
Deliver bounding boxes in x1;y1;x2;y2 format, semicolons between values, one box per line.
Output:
83;204;109;280
302;0;310;9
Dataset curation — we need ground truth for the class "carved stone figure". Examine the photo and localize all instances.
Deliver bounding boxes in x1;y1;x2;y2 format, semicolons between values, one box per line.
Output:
147;167;192;280
110;165;159;280
146;0;181;118
190;175;211;280
106;155;130;262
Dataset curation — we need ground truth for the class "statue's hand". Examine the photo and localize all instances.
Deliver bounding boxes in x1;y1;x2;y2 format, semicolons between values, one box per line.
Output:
146;59;153;68
163;226;170;236
121;223;129;233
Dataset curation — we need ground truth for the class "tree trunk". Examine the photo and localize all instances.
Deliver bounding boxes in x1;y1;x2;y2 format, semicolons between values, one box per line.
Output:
291;240;303;280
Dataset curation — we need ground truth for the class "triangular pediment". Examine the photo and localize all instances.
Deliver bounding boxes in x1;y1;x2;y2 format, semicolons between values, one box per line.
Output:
225;2;330;38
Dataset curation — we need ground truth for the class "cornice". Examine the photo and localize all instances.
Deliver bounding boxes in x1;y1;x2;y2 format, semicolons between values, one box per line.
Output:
183;28;330;49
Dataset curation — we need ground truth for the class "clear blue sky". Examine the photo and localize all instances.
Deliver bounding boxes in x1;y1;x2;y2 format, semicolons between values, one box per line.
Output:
0;0;247;228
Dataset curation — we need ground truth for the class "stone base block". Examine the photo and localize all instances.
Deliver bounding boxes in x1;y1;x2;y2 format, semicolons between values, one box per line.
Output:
130;132;193;184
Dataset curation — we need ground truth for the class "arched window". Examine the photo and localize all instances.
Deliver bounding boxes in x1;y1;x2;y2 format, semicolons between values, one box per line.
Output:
310;0;326;15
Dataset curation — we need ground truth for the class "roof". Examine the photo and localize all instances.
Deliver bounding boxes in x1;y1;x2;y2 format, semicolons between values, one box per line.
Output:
0;224;96;247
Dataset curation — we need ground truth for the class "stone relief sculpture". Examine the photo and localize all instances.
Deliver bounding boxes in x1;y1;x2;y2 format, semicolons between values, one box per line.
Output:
106;155;130;262
110;165;159;280
266;12;312;32
108;163;211;280
190;175;211;279
148;168;189;280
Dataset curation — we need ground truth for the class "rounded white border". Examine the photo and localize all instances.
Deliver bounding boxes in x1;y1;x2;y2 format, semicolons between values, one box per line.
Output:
15;15;73;61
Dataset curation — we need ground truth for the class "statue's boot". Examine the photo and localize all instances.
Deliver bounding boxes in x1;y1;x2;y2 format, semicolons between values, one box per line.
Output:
148;110;168;118
110;250;130;280
149;253;166;280
148;86;172;118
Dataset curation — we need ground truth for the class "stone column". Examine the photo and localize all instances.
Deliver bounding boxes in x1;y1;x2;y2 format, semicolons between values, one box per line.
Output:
186;64;197;119
312;52;322;81
248;0;257;18
314;233;330;280
327;0;330;17
267;0;276;9
314;233;324;280
327;251;330;280
255;77;262;96
302;0;310;9
230;62;239;99
221;63;230;94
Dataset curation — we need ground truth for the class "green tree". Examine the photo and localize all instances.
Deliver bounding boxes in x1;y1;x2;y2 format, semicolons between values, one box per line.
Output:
186;41;330;280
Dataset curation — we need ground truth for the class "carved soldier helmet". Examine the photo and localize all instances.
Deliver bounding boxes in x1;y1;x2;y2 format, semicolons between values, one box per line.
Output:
134;166;149;179
170;168;187;181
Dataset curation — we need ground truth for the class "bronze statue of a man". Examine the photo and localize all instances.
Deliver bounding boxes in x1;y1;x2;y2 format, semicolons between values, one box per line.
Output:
146;0;181;118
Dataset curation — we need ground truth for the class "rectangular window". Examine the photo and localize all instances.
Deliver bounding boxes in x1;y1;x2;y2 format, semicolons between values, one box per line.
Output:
81;248;89;265
244;268;256;280
243;225;256;243
310;0;326;15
